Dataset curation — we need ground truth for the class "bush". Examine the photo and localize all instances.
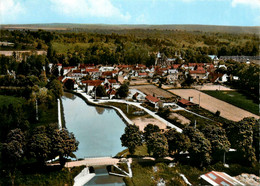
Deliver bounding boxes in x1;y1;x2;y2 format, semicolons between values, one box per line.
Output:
123;177;134;186
215;110;221;117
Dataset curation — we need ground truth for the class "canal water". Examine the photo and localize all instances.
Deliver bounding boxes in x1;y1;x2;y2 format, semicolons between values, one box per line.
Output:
62;92;126;158
85;166;125;186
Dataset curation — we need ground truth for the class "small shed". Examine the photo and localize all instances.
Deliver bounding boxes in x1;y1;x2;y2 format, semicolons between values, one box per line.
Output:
177;98;195;108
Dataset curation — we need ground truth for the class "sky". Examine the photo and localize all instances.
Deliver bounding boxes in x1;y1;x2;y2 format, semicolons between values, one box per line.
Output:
0;0;259;26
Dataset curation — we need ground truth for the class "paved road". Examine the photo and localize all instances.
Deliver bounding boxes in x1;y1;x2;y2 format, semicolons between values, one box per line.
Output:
77;89;218;133
78;90;183;133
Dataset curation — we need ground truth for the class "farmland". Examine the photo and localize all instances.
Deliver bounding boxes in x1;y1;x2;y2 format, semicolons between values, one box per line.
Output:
169;89;259;121
131;84;176;99
203;90;259;115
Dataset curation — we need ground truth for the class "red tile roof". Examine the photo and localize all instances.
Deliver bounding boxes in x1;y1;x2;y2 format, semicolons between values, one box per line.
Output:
108;79;117;84
82;80;103;86
107;89;116;95
138;72;148;76
189;70;206;74
145;94;159;103
85;68;99;72
209;72;224;83
178;99;194;106
172;64;181;69
72;70;81;73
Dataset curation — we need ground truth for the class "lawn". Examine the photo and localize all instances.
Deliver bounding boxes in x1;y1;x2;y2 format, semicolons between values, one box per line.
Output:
36;102;58;127
203;90;259;115
0;165;85;186
0;95;26;107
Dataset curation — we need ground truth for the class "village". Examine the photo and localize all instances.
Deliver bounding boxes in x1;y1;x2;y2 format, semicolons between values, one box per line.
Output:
0;26;259;185
52;52;257;120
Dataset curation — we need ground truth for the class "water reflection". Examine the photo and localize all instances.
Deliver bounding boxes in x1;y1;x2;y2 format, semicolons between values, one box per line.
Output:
95;107;105;115
62;93;126;158
85;166;125;186
63;92;76;100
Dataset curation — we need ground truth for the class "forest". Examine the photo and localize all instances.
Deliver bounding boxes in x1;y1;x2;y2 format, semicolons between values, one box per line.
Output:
0;28;259;67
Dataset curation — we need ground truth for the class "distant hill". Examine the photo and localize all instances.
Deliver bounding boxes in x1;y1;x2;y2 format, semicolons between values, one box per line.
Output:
1;23;259;34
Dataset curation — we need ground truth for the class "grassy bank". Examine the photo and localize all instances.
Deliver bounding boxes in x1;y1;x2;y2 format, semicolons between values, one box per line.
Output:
0;165;85;186
126;160;260;186
203;90;259;115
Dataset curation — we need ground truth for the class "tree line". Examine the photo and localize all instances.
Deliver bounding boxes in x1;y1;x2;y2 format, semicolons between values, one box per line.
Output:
121;117;258;167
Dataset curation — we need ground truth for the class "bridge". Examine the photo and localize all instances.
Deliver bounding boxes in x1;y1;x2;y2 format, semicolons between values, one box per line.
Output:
64;157;129;168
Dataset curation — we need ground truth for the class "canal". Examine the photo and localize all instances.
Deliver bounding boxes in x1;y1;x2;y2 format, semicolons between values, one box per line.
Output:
62;92;126;159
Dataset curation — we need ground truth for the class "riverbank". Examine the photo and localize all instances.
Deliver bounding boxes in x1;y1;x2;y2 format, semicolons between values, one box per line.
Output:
68;89;182;132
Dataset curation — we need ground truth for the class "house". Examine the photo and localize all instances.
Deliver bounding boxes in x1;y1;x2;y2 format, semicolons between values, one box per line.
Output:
217;74;229;83
189;68;207;80
67;70;84;81
200;171;244;186
107;89;117;99
81;80;103;93
138;72;148;78
85;68;101;79
145;94;160;108
132;92;146;102
99;66;114;72
63;67;72;76
168;68;178;74
208;55;219;65
177;98;195;108
101;70;117;79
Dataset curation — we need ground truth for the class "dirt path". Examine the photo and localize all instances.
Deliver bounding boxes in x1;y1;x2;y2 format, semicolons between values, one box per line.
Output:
169;89;259;122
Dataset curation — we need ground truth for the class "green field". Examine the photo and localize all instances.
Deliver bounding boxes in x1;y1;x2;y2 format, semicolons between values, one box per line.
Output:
0;95;26;107
203;91;259;115
52;42;91;54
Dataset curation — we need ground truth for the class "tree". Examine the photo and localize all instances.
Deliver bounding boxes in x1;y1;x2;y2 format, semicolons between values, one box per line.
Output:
183;126;212;167
120;125;142;155
225;118;257;165
48;79;63;98
157;108;170;119
146;132;168;158
117;83;129;98
2;129;25;186
202;125;230;162
28;127;51;166
143;124;160;142
181;74;194;87
50;128;79;167
165;128;190;156
96;85;107;97
64;79;74;90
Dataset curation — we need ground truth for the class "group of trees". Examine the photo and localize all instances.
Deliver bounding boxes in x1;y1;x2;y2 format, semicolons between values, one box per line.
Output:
121;117;258;167
1;29;259;69
1;125;78;183
95;83;129;98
